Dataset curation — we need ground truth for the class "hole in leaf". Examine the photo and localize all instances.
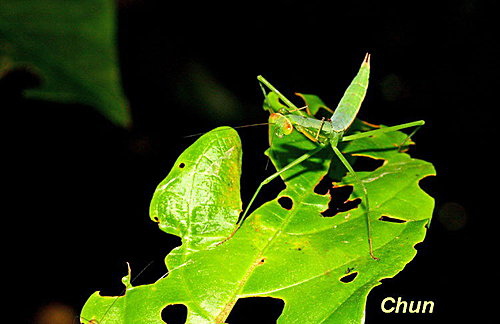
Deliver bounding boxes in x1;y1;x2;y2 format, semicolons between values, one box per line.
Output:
99;266;130;297
351;156;384;172
340;271;358;283
226;297;284;324
99;285;125;297
161;304;187;324
418;175;436;197
178;163;185;168
79;317;98;324
314;175;333;195
379;215;407;223
0;68;41;93
277;196;293;210
321;186;361;217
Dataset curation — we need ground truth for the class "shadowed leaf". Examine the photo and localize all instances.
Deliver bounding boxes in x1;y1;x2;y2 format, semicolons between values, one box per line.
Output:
0;0;130;127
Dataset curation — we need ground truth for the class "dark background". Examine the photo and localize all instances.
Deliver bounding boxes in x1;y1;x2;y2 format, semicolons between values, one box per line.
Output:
5;0;497;323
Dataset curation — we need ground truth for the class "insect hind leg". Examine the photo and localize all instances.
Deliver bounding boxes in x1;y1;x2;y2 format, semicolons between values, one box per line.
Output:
331;146;379;260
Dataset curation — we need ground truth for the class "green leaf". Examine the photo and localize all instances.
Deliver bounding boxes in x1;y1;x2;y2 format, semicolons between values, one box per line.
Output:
295;93;334;116
81;116;435;323
0;0;130;127
150;126;242;254
263;91;289;114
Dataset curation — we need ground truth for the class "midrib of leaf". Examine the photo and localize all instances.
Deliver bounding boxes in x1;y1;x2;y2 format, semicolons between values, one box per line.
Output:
178;145;230;321
213;184;321;323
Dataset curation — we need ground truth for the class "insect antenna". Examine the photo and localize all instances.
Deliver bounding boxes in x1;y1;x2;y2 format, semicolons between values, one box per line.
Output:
96;261;154;323
183;122;270;139
80;260;194;323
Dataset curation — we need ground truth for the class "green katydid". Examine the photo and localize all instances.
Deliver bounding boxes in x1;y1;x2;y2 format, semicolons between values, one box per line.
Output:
237;53;425;260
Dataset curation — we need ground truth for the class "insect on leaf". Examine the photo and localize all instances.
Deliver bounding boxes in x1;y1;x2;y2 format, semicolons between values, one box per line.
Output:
81;112;435;323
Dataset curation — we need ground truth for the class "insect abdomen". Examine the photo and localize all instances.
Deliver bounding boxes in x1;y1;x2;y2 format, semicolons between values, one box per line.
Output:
331;53;370;132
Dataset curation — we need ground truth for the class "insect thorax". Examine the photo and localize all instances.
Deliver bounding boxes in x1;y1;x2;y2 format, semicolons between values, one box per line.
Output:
329;131;343;147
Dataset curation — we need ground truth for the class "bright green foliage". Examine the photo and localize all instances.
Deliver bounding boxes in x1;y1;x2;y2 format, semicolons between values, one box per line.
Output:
263;91;291;115
295;93;333;115
0;0;130;127
81;107;435;323
150;129;243;255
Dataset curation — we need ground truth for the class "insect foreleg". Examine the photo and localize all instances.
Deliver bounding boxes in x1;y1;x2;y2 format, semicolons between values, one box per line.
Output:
397;123;424;152
257;75;309;116
315;117;326;140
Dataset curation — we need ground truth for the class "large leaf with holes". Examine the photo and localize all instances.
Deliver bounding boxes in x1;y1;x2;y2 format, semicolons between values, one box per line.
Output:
0;0;130;127
81;112;435;323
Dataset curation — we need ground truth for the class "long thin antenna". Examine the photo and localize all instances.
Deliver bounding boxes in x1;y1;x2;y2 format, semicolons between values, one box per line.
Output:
183;123;269;138
81;260;194;324
156;260;194;281
97;261;154;323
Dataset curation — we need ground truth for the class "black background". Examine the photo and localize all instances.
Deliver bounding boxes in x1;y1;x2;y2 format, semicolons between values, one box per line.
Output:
4;0;497;323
